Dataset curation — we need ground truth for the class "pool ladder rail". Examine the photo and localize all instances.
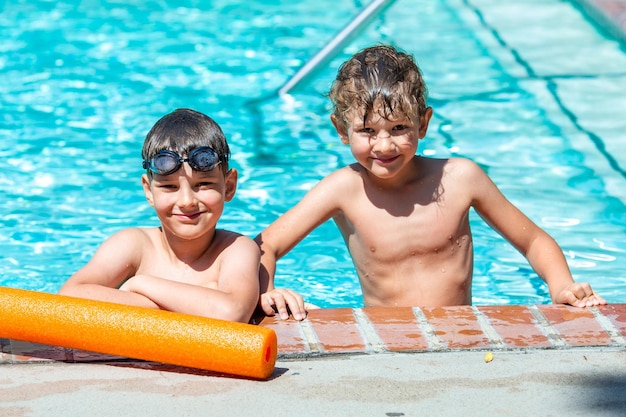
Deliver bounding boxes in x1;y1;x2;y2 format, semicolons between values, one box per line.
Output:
277;0;397;97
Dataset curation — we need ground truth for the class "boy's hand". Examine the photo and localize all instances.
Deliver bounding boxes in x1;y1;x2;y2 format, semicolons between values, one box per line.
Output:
261;288;318;321
555;282;607;307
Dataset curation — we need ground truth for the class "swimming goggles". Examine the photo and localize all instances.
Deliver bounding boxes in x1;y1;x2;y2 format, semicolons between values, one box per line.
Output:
143;147;223;176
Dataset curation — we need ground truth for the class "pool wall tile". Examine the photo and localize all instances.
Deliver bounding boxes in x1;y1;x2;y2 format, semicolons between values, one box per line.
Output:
598;304;626;336
304;308;366;353
477;305;552;348
257;317;308;354
2;340;69;363
361;307;430;351
420;306;492;349
537;305;614;346
69;350;128;362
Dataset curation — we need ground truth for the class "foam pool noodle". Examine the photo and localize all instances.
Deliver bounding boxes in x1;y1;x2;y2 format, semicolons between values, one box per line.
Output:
0;287;277;379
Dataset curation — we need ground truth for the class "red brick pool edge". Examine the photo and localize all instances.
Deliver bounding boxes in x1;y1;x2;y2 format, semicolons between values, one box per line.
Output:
258;305;626;358
2;304;625;367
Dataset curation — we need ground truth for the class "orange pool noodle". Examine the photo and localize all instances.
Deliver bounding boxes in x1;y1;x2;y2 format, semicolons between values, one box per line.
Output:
0;287;277;379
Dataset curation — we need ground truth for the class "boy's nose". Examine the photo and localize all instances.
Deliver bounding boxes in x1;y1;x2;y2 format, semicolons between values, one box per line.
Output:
373;132;394;152
177;183;197;207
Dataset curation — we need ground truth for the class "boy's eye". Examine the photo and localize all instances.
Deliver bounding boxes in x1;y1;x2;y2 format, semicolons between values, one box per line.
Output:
195;179;220;188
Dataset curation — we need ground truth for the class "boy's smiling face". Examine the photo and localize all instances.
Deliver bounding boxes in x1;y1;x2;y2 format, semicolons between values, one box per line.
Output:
332;104;433;181
142;162;237;242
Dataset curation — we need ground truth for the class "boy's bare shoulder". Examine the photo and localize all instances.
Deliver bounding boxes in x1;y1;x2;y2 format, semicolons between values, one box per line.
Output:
312;165;364;194
328;164;364;179
104;226;152;241
418;157;488;197
433;157;486;180
112;227;160;242
213;229;259;251
99;227;162;256
447;156;482;168
214;229;250;243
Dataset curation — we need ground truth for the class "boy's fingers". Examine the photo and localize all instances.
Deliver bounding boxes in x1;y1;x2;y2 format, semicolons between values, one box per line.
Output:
260;293;279;316
283;292;307;321
263;293;290;320
560;282;607;308
260;290;307;320
274;299;291;320
260;289;314;321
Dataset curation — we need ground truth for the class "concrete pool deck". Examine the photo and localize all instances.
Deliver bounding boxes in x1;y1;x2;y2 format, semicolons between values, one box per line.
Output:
2;304;626;416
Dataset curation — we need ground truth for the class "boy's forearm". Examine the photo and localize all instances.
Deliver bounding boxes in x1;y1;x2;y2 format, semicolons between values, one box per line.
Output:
59;282;159;309
525;234;575;300
123;275;253;322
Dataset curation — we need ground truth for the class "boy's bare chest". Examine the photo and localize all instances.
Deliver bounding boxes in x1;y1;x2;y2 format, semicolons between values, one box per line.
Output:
139;249;219;287
338;194;470;260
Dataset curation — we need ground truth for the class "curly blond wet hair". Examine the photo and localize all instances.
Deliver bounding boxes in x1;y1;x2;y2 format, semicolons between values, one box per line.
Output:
328;44;428;129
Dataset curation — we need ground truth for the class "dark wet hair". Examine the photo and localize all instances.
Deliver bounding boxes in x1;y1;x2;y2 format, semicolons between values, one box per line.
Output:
141;108;230;177
328;44;428;129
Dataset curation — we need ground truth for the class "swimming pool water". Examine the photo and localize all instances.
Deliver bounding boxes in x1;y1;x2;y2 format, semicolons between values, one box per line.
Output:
1;0;625;307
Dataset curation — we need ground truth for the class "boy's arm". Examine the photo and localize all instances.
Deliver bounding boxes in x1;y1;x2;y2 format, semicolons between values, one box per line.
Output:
121;235;260;323
255;171;346;320
467;160;606;307
59;229;159;309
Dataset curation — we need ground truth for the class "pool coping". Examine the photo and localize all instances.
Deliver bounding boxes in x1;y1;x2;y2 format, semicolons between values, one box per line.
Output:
2;304;625;369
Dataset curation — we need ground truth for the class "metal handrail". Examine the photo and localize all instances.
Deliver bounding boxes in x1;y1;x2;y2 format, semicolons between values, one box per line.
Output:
277;0;397;96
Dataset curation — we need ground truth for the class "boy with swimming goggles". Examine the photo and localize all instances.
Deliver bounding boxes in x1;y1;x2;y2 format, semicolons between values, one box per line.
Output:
256;44;606;320
60;108;260;323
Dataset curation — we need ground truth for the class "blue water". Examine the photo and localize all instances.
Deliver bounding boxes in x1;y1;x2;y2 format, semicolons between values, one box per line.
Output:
1;0;625;307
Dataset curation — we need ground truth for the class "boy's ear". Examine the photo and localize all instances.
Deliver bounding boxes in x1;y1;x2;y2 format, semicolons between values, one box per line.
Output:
331;114;350;144
224;168;238;202
141;174;155;206
418;107;434;138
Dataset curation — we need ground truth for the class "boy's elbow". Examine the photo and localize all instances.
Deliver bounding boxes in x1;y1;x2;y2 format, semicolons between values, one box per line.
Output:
58;284;80;297
254;233;281;259
214;302;255;324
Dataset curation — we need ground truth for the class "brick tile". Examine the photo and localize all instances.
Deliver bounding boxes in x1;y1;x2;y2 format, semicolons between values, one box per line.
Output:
5;340;68;363
305;308;366;353
259;316;307;353
598;304;626;337
362;307;429;351
0;338;10;363
421;306;490;349
478;305;552;347
69;349;127;362
538;305;613;346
